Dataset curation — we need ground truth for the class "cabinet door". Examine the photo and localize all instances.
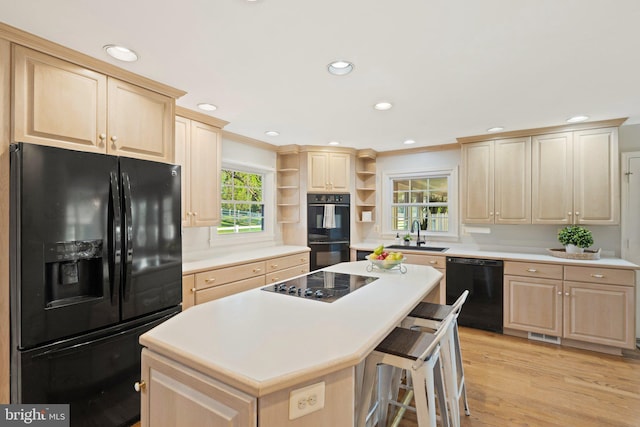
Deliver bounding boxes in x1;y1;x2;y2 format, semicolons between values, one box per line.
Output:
504;275;562;336
461;141;494;223
107;78;174;163
328;153;350;192
174;116;192;226
182;274;195;310
563;281;635;349
494;137;531;224
141;349;257;427
531;132;573;224
13;45;107;153
573;127;619;224
308;152;329;191
189;120;221;226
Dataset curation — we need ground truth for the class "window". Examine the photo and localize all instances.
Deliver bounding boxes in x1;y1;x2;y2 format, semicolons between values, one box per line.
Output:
217;169;264;234
386;169;456;236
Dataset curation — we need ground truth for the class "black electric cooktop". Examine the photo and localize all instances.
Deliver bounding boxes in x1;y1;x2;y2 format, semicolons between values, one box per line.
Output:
261;270;378;303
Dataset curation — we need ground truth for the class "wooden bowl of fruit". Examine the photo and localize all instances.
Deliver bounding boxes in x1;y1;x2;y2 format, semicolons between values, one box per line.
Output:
366;245;406;272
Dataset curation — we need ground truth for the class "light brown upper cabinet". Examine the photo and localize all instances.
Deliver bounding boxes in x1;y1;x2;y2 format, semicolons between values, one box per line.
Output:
461;137;531;224
13;45;174;163
532;127;619;225
307;151;350;192
175;116;221;227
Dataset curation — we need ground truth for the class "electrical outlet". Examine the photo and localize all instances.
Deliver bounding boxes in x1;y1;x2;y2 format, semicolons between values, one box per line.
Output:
289;381;325;420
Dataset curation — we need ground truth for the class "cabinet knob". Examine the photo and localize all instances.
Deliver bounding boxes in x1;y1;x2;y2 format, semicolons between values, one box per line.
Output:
205;278;215;283
191;287;196;293
429;260;437;265
526;268;537;273
565;292;570;296
575;211;580;216
271;264;278;269
495;211;500;216
254;268;262;273
557;291;562;295
192;212;198;216
134;381;146;392
489;211;494;216
271;277;279;282
98;133;106;145
568;212;572;216
590;273;604;278
110;135;118;147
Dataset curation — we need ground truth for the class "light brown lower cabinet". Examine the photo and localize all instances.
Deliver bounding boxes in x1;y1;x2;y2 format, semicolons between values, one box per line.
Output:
182;251;310;309
140;349;257;427
140;349;354;427
504;262;636;350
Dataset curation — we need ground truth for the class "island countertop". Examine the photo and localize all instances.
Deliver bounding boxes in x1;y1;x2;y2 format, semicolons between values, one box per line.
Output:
140;261;443;397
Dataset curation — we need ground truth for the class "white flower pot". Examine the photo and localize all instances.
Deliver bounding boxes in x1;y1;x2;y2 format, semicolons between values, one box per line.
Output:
565;244;584;254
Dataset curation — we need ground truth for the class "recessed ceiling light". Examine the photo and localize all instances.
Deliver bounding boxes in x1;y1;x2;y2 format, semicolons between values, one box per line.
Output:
327;60;354;76
374;102;393;111
403;139;416;145
487;127;504;132
197;103;218;112
328;141;340;146
567;115;589;123
265;130;280;137
103;44;138;62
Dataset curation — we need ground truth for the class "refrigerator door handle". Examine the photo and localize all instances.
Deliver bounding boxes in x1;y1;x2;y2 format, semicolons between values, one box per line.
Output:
121;172;134;301
108;172;121;304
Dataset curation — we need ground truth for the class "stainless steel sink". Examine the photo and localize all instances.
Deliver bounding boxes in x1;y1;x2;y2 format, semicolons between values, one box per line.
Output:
386;245;448;252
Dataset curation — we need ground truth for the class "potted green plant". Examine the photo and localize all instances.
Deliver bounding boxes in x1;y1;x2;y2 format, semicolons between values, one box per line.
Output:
558;225;594;254
403;233;411;246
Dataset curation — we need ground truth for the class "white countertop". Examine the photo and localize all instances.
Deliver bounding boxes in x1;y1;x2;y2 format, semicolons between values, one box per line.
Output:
350;242;639;269
182;245;310;274
140;261;443;396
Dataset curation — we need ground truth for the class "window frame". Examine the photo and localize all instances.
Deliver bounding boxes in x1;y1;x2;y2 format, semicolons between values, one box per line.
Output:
382;167;459;239
215;161;275;244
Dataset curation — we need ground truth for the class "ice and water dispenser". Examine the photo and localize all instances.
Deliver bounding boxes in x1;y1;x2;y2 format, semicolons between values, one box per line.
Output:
44;240;104;308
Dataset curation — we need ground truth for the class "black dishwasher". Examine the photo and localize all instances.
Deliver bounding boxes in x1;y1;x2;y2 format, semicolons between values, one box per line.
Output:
446;257;504;333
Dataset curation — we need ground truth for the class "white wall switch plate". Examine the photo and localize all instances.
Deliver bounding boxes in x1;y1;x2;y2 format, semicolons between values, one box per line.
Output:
288;381;325;420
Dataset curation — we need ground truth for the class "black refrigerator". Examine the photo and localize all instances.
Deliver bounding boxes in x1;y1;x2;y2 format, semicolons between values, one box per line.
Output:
9;142;182;426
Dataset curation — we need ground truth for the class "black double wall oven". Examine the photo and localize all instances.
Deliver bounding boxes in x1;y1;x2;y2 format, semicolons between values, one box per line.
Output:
307;193;350;271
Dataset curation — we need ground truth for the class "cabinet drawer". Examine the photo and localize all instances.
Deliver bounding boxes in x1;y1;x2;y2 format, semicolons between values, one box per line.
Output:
195;261;266;290
564;266;635;286
265;264;310;284
265;252;309;273
403;253;446;269
195;276;266;305
504;261;563;280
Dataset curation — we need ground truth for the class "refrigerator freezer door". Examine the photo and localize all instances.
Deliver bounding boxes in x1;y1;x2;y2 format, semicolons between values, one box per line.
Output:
11;143;120;349
16;308;179;426
118;157;181;321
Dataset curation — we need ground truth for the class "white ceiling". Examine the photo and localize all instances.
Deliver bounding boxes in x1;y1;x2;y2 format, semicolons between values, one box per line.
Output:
2;0;640;152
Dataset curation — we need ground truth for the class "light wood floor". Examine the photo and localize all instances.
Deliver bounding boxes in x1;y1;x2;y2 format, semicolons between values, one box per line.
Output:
132;327;640;427
394;327;640;427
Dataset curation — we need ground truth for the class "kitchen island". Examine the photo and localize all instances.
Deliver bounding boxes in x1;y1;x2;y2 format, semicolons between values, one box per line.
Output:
139;261;442;427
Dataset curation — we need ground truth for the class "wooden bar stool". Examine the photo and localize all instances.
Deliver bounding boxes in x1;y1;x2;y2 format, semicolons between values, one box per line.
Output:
357;314;454;427
402;290;470;427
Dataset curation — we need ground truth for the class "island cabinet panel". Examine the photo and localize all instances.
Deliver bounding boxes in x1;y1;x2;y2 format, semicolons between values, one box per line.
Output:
141;349;257;427
258;367;354;427
401;253;446;304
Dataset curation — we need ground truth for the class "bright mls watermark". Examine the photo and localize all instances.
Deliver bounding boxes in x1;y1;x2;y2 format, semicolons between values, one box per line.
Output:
0;405;69;426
